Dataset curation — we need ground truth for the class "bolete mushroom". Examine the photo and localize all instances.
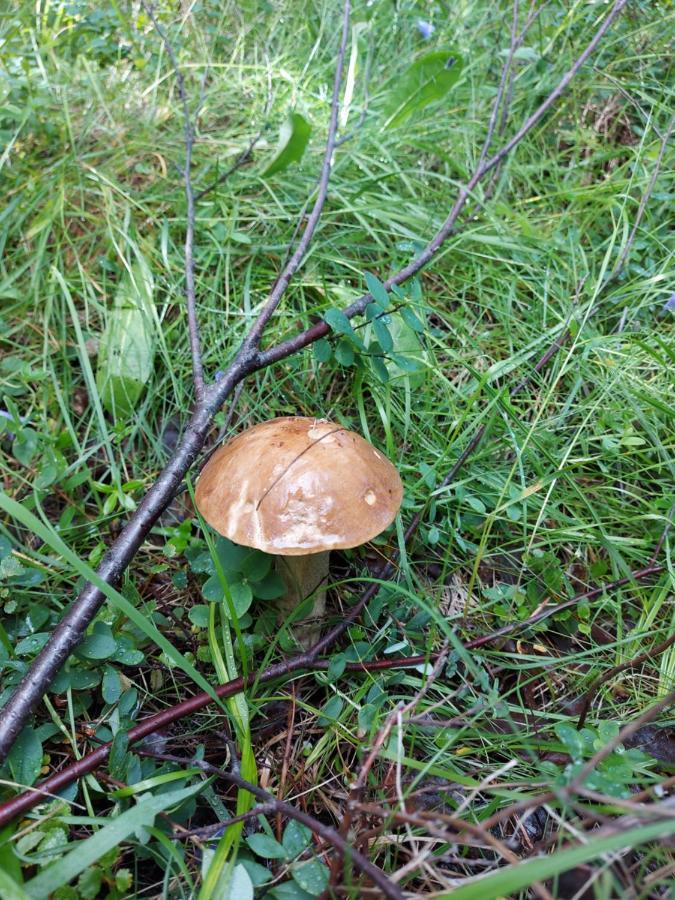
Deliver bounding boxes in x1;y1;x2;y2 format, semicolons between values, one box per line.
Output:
194;416;403;647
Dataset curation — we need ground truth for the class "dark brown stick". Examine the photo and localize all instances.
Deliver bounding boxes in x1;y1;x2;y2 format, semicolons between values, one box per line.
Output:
139;750;404;900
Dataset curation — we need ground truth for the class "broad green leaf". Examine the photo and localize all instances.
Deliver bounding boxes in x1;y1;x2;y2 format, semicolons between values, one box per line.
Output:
253;573;286;600
383;49;463;128
292;860;329;896
334;338;355;366
75;628;117;660
270;884;313;900
0;869;30;900
282;821;312;857
8;726;42;787
12;428;39;466
24;782;206;899
317;696;344;726
364;272;389;306
263;113;311;176
323;307;354;335
222;864;254;900
400;306;425;333
373;317;393;353
188;604;210;628
14;633;51;656
102;666;122;704
96;259;155;419
245;833;288;860
313;338;332;363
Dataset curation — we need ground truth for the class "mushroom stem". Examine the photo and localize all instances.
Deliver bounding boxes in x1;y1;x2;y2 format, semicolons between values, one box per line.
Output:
275;551;329;648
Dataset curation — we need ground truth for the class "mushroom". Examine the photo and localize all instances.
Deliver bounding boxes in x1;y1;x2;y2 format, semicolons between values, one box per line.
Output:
194;416;403;647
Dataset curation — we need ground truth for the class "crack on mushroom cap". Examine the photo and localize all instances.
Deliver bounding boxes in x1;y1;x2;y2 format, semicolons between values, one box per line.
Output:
194;416;403;555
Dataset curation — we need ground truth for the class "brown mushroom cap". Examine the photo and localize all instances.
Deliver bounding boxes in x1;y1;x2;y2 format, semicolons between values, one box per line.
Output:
195;416;403;556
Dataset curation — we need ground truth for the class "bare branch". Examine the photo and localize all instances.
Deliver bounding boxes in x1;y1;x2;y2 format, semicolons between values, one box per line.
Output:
142;1;205;399
255;0;628;369
242;0;351;349
611;113;675;279
139;749;405;900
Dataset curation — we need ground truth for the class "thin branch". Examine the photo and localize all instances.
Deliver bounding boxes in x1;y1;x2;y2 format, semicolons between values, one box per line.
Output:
0;0;628;761
476;0;520;172
576;506;675;729
255;0;628;370
142;1;205;398
611;114;674;279
194;132;261;202
242;0;351;349
139;749;405;900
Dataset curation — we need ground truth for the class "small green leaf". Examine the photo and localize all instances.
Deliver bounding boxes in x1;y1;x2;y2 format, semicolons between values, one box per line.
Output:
188;605;210;628
400;306;425;333
389;352;420;373
254;573;286;600
555;723;586;762
12;428;39;466
76;628;117;660
327;653;347;681
292;860;330;896
323;307;353;335
263;112;311;176
318;696;344;726
384;49;463;128
270;884;313;900
108;731;129;780
282;820;312;857
241;552;271;582
215;536;249;573
222;864;254;900
15;632;51;656
76;867;102;900
96;259;155;419
225;579;254;618
365;301;386;322
313;338;332;363
102;666;122;704
373;318;393;352
364;272;389;306
246;833;288;860
8;726;42;786
466;495;486;514
334;338;355;366
370;354;390;383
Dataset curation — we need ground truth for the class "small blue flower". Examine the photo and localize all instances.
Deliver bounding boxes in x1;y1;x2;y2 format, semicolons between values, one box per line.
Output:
416;18;434;40
214;370;224;381
664;293;675;312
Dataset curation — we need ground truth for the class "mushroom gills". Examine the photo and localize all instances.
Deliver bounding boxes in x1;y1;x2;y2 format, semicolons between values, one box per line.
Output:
275;551;329;649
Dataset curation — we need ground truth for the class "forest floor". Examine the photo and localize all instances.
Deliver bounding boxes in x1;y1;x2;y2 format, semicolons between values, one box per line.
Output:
0;1;673;897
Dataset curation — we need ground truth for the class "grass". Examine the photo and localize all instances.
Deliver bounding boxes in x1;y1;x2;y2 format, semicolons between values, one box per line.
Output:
0;0;674;897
